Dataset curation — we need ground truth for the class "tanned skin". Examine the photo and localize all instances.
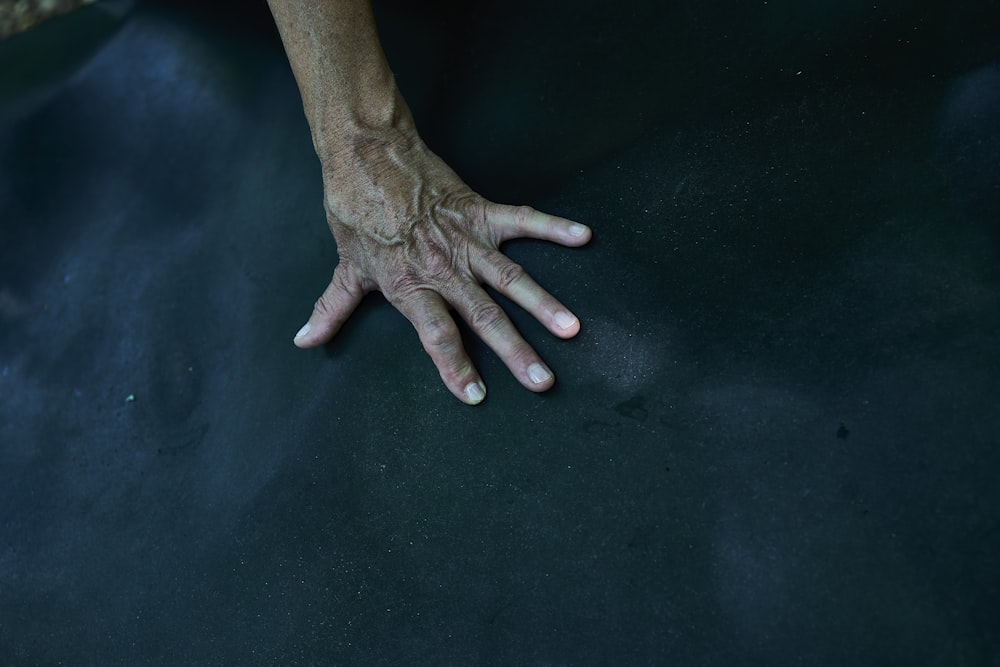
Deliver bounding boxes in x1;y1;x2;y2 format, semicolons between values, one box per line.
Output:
267;0;592;405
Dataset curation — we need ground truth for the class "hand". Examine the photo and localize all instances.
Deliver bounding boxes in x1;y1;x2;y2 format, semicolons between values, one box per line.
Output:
292;109;592;405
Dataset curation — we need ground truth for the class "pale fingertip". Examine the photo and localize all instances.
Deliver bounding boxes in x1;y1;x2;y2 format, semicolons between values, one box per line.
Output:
566;223;592;245
554;311;577;330
464;381;487;405
292;322;313;348
528;363;553;385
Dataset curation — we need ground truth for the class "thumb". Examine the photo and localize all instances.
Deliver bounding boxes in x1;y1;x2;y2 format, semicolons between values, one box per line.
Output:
293;263;366;348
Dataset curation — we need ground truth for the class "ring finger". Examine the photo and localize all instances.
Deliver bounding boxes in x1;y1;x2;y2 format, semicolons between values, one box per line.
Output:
474;249;581;339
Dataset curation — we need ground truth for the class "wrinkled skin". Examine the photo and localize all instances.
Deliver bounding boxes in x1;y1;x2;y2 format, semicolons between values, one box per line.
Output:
264;0;592;405
292;107;592;404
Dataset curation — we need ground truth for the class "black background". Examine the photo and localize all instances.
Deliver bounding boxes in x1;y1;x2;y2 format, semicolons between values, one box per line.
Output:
1;1;999;664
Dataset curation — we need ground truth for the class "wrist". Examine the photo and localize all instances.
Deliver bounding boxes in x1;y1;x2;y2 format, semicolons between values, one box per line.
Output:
311;86;418;167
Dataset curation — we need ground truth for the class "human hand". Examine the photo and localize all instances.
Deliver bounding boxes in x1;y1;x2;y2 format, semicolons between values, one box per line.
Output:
292;107;592;405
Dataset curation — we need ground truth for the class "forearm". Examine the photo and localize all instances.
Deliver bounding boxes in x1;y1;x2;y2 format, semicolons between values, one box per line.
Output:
266;0;406;157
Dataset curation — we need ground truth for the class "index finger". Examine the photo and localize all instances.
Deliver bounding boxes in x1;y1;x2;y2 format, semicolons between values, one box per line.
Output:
487;203;592;246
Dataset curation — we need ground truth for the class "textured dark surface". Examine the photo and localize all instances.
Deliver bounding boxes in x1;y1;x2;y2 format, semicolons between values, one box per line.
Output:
1;1;999;664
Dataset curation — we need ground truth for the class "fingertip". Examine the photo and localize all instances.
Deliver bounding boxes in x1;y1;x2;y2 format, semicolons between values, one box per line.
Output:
463;381;487;405
294;266;365;349
565;223;592;245
526;362;555;392
292;320;329;348
552;311;580;338
292;322;311;347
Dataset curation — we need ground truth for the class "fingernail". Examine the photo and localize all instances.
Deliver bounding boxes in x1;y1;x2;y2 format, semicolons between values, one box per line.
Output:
528;363;552;384
465;382;486;404
554;311;577;330
294;323;311;340
569;224;588;237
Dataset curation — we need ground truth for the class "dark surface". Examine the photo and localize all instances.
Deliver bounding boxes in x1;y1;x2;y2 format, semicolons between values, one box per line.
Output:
2;1;999;664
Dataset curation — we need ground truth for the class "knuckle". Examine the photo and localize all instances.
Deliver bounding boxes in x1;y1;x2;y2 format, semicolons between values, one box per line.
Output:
514;344;537;366
421;315;457;350
313;294;335;317
421;239;453;278
456;196;488;227
537;294;561;315
438;352;471;378
469;301;506;334
509;343;539;372
514;205;535;229
387;268;423;299
442;362;475;387
333;266;360;297
495;262;525;291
